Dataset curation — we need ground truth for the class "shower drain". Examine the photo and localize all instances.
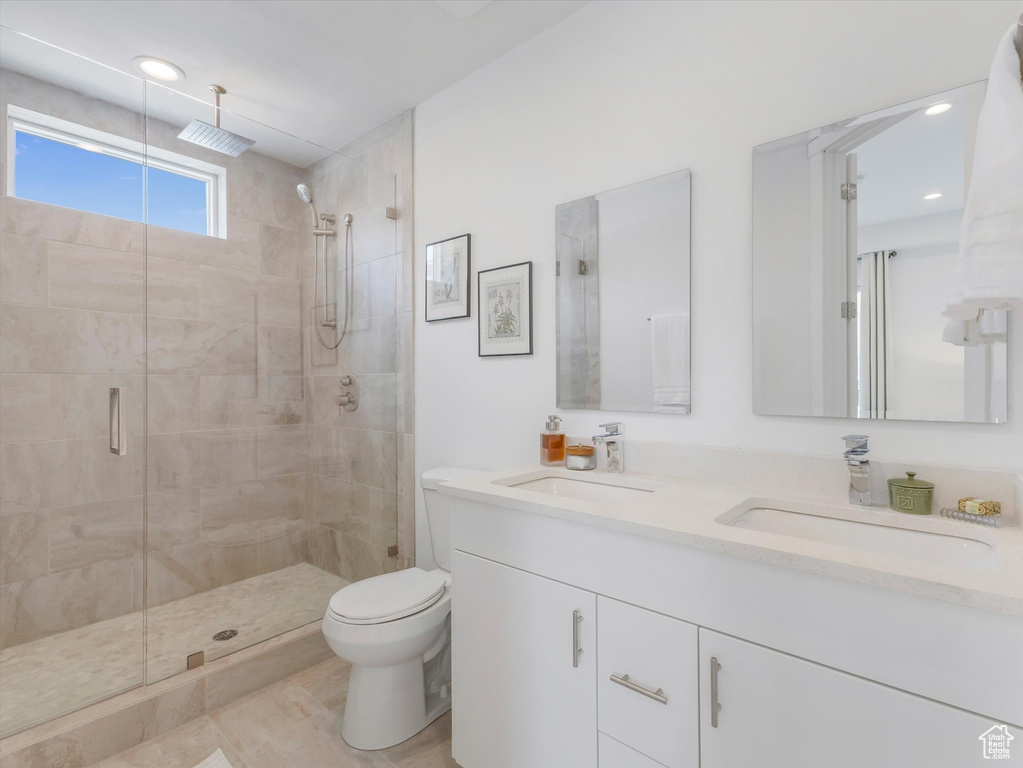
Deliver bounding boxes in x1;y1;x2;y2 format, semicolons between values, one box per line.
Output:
212;629;239;642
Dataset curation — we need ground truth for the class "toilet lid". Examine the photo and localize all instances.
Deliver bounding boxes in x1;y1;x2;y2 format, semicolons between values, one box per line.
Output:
327;568;449;624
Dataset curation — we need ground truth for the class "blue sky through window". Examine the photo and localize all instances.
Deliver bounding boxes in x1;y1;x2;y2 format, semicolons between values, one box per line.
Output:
15;131;208;235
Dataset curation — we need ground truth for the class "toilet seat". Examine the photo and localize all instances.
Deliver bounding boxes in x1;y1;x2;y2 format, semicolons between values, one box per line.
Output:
327;568;449;625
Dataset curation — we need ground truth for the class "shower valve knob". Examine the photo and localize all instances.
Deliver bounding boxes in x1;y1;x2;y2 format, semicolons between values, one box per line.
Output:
336;394;356;407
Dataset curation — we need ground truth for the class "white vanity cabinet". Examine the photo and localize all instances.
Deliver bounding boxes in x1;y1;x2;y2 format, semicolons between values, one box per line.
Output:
698;629;1018;768
452;551;597;768
450;495;1023;768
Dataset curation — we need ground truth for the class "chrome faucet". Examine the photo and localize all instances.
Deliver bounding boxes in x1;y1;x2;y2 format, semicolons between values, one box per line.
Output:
593;422;624;473
843;434;871;506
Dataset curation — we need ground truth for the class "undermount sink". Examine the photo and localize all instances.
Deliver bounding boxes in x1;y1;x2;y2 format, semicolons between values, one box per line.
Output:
722;506;996;570
510;476;656;503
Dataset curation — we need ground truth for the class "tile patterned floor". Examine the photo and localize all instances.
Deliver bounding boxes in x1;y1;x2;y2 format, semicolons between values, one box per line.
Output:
94;657;458;768
0;563;345;737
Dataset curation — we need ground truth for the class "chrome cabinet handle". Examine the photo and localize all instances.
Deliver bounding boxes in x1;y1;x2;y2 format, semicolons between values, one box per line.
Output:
710;656;722;728
610;673;668;705
572;610;583;668
109;387;127;456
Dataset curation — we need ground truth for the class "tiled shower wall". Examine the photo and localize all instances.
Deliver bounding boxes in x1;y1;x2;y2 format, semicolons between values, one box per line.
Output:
0;69;313;649
556;195;600;409
302;111;416;576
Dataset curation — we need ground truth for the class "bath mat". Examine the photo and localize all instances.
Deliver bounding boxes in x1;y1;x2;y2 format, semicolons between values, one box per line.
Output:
192;749;233;768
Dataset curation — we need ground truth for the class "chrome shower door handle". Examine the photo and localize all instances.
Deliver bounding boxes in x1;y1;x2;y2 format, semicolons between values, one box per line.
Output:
109;387;127;456
710;656;722;728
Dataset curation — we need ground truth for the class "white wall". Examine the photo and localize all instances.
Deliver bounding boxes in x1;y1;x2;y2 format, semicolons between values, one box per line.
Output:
413;1;1023;566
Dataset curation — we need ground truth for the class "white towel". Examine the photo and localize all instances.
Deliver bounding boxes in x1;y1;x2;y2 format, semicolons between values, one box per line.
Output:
944;23;1023;320
942;316;982;347
650;313;690;413
979;308;1008;343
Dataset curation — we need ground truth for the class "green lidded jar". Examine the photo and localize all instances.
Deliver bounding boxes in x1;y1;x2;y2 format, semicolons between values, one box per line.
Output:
887;471;934;515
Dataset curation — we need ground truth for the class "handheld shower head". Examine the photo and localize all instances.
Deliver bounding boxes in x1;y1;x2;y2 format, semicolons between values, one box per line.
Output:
296;184;318;227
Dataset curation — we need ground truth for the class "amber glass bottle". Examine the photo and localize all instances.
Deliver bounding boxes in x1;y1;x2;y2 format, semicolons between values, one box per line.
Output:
540;415;566;465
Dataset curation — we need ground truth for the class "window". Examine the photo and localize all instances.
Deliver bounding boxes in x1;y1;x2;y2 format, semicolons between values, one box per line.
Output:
7;105;226;237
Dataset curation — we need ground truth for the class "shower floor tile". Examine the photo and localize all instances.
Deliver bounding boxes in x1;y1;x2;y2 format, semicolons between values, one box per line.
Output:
0;562;345;738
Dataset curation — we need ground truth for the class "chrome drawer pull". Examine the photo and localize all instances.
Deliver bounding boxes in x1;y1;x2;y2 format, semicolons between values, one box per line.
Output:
710;656;722;727
610;673;668;705
572;610;583;668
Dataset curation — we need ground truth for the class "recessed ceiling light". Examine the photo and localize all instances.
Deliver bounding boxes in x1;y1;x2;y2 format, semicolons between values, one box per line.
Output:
132;56;185;82
923;192;943;200
924;102;951;116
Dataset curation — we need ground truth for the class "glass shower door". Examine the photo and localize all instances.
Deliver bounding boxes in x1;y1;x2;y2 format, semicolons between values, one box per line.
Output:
0;27;146;736
142;83;401;683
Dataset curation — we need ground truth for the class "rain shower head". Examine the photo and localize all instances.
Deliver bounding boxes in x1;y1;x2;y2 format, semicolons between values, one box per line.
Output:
178;85;255;157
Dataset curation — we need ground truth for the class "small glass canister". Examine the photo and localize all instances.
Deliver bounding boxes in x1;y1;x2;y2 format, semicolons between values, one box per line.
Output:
565;444;597;471
887;471;934;515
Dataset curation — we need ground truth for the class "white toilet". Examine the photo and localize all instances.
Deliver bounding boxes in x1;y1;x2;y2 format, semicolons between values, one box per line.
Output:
321;467;480;750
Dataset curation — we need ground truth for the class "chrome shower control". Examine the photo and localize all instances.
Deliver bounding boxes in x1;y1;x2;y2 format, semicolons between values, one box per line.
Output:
337;374;359;412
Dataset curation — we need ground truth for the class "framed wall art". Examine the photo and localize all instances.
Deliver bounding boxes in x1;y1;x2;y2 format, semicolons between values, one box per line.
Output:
478;261;532;357
425;233;470;322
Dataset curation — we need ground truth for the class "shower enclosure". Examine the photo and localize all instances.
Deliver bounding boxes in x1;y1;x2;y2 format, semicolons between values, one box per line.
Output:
0;27;408;737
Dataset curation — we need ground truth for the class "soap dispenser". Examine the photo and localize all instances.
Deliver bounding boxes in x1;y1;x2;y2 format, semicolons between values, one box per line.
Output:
540;415;566;466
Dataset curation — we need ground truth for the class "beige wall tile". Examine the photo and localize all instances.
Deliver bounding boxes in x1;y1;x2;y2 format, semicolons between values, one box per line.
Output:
1;438;135;513
146;257;200;319
146;533;259;607
0;373;50;442
338;315;396;375
312;475;395;548
146;488;201;551
259;225;309;280
0;233;48;305
257;274;302;329
227;154;306;232
48;496;143;572
258;425;309;478
257;519;311;573
352;254;396;320
339;428;397;491
200;474;305;539
47;243;143;313
0;557;135;647
0;197;143;253
146;429;258;493
200;375;259;429
307;424;342;477
0;510;48;584
304;526;394;584
147;375;201;434
147;318;256;375
0;305;144;374
258;326;302;376
200;266;257;324
147;217;259;273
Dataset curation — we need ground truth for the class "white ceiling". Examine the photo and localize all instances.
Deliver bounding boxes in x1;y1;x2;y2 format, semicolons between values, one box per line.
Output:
0;0;586;166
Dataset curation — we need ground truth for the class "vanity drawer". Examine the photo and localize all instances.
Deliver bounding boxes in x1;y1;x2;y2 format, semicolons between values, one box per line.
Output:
597;597;698;768
599;732;667;768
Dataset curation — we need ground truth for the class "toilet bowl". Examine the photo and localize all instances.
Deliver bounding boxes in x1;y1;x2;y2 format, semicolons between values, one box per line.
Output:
321;467;481;750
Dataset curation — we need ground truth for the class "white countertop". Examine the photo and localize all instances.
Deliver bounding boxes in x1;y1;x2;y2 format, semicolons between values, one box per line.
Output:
440;466;1023;618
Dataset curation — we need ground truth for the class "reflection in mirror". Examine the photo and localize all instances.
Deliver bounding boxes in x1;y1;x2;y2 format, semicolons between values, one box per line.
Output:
556;170;691;414
753;82;1007;424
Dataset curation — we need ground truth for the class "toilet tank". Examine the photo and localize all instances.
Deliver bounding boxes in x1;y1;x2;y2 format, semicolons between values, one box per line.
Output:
421;467;482;572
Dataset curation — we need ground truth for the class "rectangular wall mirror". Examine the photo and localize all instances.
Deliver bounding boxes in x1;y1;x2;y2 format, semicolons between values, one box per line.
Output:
556;169;692;414
752;82;1008;424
